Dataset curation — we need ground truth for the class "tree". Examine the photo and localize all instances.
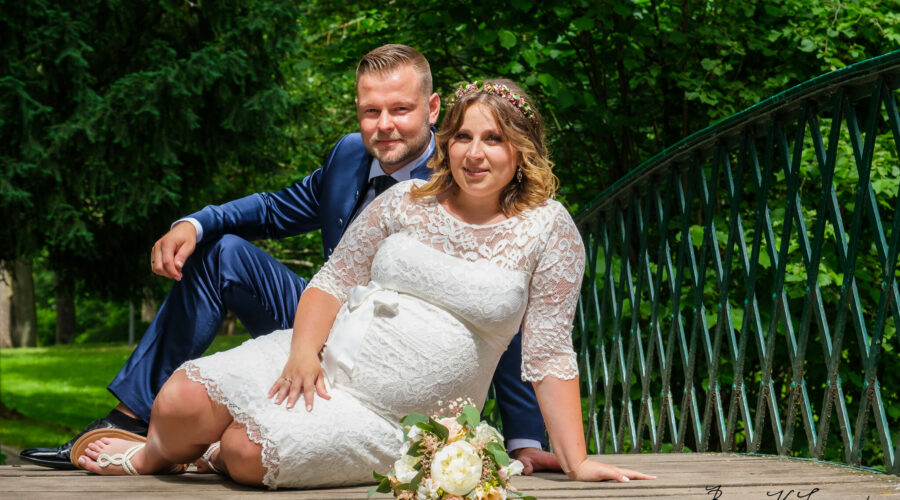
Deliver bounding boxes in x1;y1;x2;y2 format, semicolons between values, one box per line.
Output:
0;259;38;347
1;0;304;341
278;0;899;211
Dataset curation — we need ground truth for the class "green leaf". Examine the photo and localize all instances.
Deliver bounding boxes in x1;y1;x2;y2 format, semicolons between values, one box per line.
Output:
799;38;817;52
402;413;428;427
457;405;481;429
409;468;425;491
476;29;497;45
511;0;533;11
407;439;424;456
521;50;538;67
572;16;594;32
428;417;450;441
700;58;718;71
499;30;517;49
487;441;509;466
370;475;393;496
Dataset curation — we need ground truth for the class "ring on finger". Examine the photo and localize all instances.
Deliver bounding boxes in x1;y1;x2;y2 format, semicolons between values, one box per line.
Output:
282;377;292;383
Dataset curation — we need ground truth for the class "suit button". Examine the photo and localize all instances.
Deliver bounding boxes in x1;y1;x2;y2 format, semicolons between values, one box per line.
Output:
327;248;333;254
338;218;343;226
355;190;360;199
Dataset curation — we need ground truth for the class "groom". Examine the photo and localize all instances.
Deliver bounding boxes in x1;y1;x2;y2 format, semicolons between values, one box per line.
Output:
21;44;558;474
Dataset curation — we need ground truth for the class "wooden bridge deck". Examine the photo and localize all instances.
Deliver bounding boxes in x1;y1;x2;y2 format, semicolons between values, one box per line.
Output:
2;453;898;499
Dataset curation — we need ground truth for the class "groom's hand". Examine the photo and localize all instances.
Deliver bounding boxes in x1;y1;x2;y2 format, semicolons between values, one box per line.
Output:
151;221;197;281
511;447;561;475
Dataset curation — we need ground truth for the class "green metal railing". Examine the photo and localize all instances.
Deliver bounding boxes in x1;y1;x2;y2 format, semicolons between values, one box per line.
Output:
574;51;900;474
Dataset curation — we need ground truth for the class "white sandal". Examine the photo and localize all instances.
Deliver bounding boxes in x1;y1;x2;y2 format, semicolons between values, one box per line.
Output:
96;443;145;475
199;441;222;474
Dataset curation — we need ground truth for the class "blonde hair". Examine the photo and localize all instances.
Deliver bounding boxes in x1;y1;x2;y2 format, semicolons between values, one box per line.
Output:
356;44;432;97
411;79;557;216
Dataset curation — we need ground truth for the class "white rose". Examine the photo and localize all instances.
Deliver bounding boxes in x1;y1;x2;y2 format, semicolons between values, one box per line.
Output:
416;477;440;500
430;441;482;495
394;453;421;483
474;421;504;444
437;417;465;442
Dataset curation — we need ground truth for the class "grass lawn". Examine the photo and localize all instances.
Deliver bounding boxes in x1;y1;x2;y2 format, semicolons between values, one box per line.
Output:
0;335;251;461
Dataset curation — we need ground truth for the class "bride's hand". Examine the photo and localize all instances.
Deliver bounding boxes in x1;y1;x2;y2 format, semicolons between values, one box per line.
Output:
568;459;656;482
267;351;331;411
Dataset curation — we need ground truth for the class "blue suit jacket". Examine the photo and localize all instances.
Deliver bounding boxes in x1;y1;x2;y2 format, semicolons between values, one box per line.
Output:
189;132;546;445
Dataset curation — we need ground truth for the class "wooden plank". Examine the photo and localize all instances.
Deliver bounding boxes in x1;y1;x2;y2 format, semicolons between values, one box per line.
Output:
1;454;897;499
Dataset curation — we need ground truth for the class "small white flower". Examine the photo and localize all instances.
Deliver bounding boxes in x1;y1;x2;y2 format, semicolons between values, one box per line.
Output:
407;425;423;443
394;453;421;483
430;441;482;495
416;477;440;500
506;459;524;477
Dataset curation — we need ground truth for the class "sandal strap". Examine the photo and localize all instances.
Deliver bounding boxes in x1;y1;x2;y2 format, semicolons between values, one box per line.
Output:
200;441;222;474
96;443;145;476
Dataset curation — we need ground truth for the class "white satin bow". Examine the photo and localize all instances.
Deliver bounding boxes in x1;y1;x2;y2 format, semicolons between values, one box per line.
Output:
321;282;399;384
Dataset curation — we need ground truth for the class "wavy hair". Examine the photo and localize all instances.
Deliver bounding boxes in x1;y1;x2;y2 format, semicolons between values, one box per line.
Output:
410;79;557;216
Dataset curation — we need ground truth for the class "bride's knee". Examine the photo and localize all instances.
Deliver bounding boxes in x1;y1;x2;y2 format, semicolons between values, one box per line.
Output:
220;423;266;486
152;370;210;421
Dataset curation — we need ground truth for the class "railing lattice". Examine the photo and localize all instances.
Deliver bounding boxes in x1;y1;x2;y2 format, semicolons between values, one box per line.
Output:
574;51;900;474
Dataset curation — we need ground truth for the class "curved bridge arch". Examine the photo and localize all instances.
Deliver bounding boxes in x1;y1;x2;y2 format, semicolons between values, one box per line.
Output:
574;50;900;474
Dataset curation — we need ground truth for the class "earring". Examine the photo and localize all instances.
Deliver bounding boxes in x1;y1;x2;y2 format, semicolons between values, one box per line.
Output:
516;166;523;183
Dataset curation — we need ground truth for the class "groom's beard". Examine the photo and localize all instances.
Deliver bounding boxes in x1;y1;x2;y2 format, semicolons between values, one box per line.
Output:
366;119;431;172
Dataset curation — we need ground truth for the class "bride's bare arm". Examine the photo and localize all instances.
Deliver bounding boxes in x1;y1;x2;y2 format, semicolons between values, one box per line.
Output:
267;288;341;411
533;376;656;482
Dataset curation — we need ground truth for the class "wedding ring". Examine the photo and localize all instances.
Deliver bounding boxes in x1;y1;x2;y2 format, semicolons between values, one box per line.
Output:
283;377;292;383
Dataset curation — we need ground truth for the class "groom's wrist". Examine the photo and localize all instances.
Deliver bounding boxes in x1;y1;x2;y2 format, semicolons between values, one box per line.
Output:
173;217;203;243
506;438;542;453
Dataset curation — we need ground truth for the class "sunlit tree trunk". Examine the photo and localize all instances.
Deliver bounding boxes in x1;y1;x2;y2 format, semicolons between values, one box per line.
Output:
3;258;38;347
0;262;12;348
140;286;158;323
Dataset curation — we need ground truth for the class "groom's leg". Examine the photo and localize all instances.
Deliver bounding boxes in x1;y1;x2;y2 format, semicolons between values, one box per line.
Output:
109;234;308;423
21;234;307;470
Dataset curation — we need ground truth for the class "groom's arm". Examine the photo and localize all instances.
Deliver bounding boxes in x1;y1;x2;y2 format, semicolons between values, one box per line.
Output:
492;331;546;448
188;166;325;244
185;133;361;244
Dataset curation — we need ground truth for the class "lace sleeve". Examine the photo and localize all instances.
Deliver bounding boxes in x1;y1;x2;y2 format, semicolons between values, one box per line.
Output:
306;185;401;303
521;204;586;381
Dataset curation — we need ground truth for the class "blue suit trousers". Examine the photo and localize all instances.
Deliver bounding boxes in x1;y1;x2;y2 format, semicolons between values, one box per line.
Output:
108;235;308;422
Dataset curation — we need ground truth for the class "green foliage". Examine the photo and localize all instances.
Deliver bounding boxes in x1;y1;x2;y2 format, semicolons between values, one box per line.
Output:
296;0;899;213
1;0;303;297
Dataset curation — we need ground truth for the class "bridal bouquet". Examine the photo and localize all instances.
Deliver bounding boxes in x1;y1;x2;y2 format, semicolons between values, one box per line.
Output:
372;399;534;500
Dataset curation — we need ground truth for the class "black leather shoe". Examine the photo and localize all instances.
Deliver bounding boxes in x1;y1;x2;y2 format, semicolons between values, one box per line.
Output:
19;409;148;469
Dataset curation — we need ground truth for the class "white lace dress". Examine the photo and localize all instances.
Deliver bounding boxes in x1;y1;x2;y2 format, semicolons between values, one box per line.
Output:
181;180;585;489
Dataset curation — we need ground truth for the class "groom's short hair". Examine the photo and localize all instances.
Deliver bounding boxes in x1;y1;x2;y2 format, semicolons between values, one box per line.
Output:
356;44;433;97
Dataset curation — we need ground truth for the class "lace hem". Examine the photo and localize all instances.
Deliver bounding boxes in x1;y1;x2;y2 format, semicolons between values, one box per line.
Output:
521;355;580;382
181;362;282;489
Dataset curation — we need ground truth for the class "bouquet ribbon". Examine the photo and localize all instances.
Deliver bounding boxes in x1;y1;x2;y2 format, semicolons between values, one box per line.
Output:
322;282;399;384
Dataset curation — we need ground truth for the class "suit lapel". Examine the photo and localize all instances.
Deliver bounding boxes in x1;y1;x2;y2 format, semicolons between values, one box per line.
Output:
346;151;373;223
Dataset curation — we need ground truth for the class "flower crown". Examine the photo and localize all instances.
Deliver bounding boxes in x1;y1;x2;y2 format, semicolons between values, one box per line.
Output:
452;80;536;121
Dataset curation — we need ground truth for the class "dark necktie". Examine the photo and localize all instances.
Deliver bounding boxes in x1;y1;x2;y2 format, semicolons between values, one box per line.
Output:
371;175;398;196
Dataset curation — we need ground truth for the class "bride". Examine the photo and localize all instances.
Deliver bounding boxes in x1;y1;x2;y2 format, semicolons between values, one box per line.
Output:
72;79;654;488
